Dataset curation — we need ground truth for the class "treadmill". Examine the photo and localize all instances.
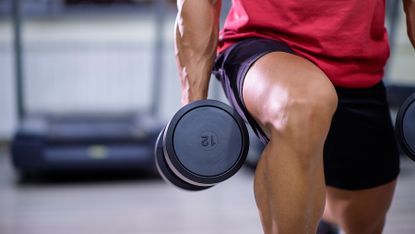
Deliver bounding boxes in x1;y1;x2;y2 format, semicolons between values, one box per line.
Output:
10;0;166;174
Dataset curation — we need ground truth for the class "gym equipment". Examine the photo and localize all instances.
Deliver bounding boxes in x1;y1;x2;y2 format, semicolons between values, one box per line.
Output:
384;0;415;108
10;0;166;174
13;114;162;172
317;220;340;234
396;92;415;161
387;84;415;109
155;100;249;191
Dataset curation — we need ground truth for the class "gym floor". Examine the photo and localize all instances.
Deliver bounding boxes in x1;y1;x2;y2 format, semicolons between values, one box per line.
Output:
0;146;415;234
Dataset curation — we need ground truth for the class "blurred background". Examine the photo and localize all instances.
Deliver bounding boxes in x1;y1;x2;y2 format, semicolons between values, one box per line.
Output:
0;0;414;234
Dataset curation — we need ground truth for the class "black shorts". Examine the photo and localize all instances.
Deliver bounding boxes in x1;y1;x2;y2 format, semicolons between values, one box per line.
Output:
212;38;400;190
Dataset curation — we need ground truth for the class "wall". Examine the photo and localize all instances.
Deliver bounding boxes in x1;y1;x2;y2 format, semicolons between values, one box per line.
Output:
0;4;414;140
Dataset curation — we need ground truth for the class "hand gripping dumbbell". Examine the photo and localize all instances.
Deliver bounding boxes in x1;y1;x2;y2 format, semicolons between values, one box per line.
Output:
155;100;249;191
396;92;415;161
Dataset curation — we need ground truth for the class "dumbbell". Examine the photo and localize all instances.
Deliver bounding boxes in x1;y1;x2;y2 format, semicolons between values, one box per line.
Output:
155;99;249;191
396;92;415;161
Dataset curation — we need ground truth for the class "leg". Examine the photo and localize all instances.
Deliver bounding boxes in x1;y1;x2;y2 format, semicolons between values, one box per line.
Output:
318;81;400;234
323;180;396;234
243;52;338;233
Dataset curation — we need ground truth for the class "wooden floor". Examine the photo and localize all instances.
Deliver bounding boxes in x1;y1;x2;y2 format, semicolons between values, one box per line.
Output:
0;147;414;234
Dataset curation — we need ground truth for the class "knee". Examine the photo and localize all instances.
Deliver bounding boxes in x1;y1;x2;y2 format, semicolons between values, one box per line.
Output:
243;53;338;168
288;84;338;130
260;74;338;169
265;75;338;140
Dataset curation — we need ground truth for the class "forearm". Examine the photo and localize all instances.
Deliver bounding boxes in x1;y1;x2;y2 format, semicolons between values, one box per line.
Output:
175;0;221;104
403;0;415;48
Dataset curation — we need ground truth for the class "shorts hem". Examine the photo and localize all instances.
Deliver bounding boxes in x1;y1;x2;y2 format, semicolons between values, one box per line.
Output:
325;169;400;190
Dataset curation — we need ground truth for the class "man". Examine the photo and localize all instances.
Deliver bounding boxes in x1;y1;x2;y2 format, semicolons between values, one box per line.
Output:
174;0;415;233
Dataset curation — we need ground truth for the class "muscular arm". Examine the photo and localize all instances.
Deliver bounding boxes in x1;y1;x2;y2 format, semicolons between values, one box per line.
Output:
175;0;221;105
403;0;415;48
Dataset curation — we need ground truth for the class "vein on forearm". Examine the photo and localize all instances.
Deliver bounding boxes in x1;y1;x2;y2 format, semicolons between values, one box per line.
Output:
175;0;221;98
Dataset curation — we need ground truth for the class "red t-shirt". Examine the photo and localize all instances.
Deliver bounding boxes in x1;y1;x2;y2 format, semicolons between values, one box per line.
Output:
218;0;390;88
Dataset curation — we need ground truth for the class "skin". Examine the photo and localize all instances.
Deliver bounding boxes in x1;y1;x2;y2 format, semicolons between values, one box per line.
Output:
323;181;396;234
404;0;415;48
174;0;415;233
175;0;221;104
243;52;337;233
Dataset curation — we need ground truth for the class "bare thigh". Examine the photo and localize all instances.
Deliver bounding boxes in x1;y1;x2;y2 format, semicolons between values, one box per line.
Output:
242;51;337;139
324;181;396;234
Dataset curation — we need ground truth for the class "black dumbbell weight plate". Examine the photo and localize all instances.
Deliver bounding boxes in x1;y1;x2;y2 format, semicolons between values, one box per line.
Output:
396;93;415;161
164;100;249;186
155;128;211;191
